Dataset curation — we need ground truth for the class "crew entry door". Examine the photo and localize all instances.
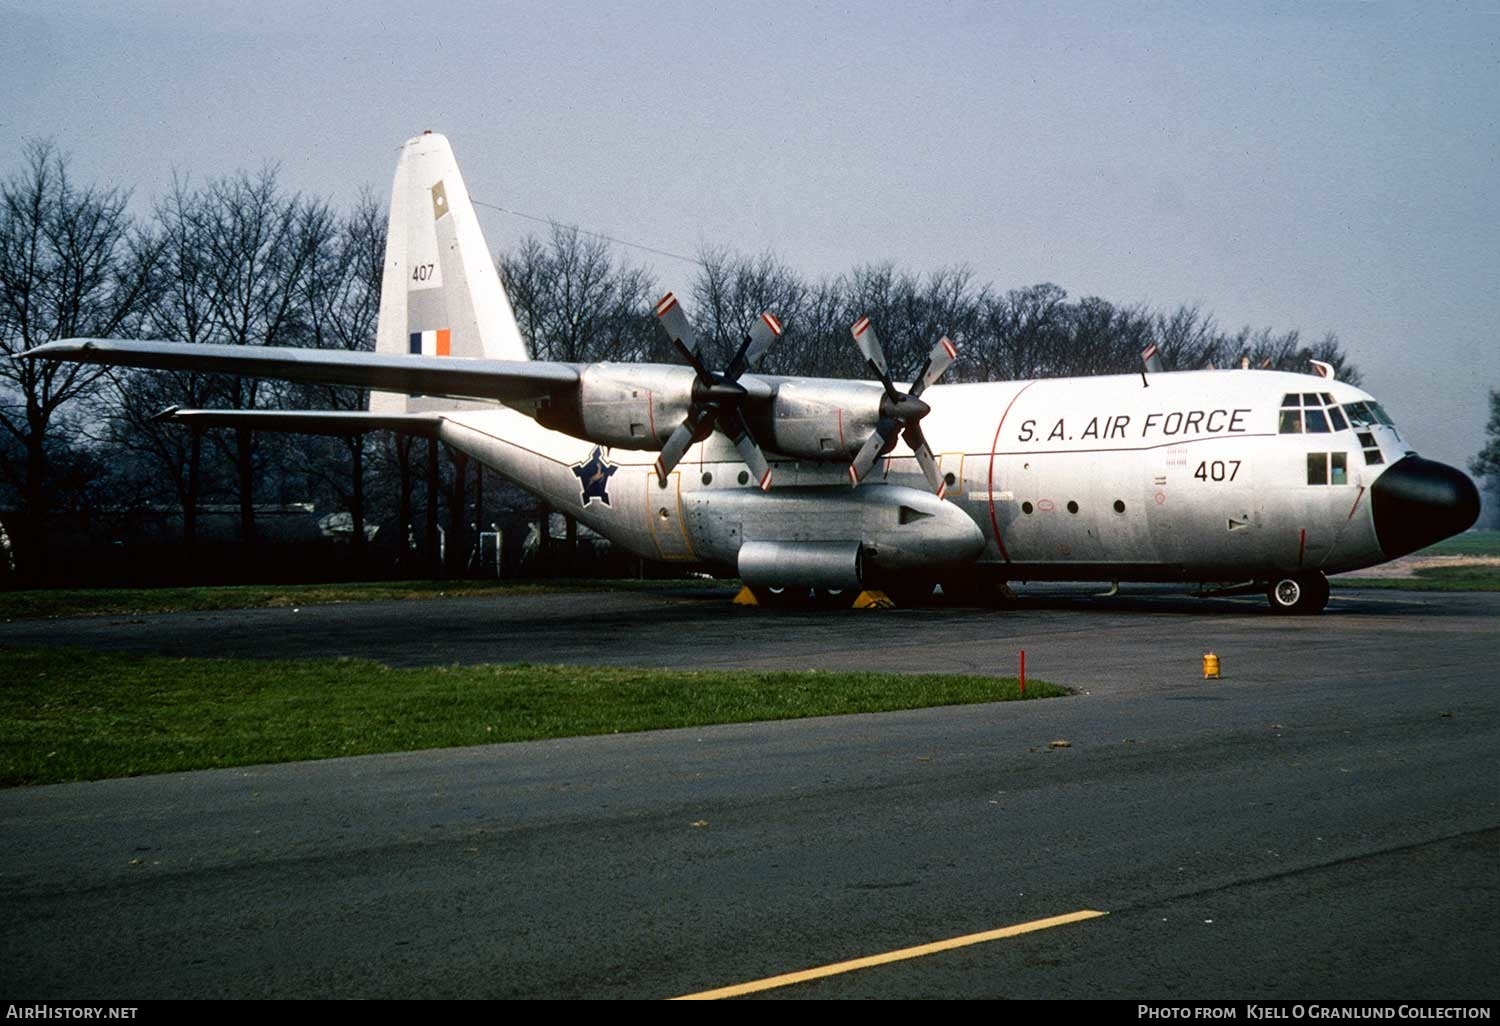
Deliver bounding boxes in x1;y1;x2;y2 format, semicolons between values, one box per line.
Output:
647;471;697;561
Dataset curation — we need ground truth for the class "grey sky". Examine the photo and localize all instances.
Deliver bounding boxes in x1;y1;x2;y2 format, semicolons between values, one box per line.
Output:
4;1;1495;470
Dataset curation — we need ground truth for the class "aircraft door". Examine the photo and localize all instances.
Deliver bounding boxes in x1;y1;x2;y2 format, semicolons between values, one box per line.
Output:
646;471;697;562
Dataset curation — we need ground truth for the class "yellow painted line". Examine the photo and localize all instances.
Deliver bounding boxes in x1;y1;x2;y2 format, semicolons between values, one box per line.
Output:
670;908;1107;1000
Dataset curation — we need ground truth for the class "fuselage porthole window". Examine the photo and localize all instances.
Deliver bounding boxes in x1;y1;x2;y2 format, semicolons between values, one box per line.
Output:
1022;501;1034;515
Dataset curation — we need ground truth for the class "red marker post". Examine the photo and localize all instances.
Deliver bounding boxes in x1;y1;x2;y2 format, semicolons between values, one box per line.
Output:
1020;649;1026;699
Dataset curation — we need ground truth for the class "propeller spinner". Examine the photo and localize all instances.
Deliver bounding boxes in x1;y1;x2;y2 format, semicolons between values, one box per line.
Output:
847;316;957;498
653;293;782;489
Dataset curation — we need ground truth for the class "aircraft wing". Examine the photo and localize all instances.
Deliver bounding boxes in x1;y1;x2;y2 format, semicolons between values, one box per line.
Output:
153;408;443;437
22;339;578;405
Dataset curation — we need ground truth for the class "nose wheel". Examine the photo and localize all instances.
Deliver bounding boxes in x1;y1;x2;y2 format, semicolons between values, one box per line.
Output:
1266;572;1329;614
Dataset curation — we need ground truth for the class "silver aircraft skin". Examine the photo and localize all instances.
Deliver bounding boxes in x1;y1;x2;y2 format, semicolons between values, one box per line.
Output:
27;133;1479;613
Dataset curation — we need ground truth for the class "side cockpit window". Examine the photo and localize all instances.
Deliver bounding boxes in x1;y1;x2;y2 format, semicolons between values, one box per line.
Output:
1307;451;1350;485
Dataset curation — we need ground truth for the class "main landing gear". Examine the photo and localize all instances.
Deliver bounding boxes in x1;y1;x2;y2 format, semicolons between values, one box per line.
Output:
1265;572;1330;615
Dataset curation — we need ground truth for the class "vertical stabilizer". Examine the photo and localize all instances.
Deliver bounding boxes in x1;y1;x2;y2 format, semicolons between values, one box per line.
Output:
371;132;528;413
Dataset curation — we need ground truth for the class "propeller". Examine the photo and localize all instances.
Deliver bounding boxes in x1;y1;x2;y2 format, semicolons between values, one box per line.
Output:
847;316;958;498
653;292;782;489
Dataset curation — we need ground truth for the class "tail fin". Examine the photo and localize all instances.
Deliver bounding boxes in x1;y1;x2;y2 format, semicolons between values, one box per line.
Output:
371;132;528;413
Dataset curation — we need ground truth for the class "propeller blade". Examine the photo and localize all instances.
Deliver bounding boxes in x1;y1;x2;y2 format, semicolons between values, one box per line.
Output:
850;316;888;377
903;423;945;498
655;292;698;355
1141;343;1164;375
915;336;958;395
723;311;781;382
848;418;899;487
719;406;773;491
654;406;715;483
724;311;782;381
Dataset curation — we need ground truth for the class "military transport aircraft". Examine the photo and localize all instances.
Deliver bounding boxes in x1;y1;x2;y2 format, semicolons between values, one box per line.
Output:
25;132;1480;613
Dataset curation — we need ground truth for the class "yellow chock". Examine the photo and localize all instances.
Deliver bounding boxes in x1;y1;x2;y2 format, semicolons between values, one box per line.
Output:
853;590;895;609
732;586;759;606
1203;652;1221;679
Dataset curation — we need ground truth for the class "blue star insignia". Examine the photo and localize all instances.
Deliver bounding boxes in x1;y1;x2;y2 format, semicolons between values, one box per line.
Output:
571;446;618;506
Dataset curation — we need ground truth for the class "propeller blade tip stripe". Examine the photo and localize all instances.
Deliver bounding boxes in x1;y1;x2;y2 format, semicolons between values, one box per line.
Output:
655;293;678;317
848;465;861;486
941;337;957;359
851;316;869;337
761;312;783;336
937;482;947;500
759;469;773;491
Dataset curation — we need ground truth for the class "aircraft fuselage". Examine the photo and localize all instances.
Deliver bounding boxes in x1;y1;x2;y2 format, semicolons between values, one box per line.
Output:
436;365;1474;595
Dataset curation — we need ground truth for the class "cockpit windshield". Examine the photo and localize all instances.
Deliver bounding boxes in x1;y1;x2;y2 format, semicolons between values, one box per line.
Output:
1343;401;1393;428
1280;393;1395;435
1279;392;1340;434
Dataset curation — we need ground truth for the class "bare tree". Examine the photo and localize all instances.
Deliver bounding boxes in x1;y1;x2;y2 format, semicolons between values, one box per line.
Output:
0;141;158;583
501;224;656;364
691;247;809;372
292;191;386;563
194;168;330;551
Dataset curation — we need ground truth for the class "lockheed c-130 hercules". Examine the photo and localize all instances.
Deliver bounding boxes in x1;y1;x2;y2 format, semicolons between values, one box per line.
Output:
26;132;1480;613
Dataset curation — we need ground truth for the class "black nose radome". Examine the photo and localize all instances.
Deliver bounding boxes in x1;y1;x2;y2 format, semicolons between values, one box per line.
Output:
1370;455;1481;559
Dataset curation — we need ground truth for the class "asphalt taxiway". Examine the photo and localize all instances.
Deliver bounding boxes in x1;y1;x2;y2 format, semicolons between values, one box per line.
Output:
1;587;1497;998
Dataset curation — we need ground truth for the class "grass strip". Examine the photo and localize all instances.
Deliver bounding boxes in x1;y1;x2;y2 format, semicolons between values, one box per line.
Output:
0;647;1065;786
0;578;731;621
1418;531;1500;557
1333;565;1500;591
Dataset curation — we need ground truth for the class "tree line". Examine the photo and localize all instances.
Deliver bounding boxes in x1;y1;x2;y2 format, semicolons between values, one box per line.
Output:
1;142;1367;587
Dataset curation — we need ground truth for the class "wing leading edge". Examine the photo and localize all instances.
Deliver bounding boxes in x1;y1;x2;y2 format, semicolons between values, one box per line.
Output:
22;339;578;406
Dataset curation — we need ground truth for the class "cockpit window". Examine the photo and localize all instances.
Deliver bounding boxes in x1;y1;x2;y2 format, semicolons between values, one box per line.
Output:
1282;393;1301;407
1320;393;1335;406
1327;406;1348;431
1279;409;1303;434
1343;401;1374;427
1305;409;1330;433
1369;402;1394;427
1301;392;1320;406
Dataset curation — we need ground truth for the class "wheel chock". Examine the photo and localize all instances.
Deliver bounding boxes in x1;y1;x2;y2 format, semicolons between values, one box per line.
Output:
853;590;895;609
732;586;759;606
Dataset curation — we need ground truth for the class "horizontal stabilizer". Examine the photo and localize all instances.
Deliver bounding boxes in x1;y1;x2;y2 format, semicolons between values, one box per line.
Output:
153;407;443;437
24;339;577;405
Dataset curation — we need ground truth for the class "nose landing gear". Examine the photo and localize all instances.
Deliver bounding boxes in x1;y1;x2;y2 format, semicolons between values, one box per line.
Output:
1266;572;1330;614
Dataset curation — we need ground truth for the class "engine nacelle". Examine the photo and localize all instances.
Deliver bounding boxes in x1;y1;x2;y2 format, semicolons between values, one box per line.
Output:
760;378;884;462
535;367;893;465
536;363;698;450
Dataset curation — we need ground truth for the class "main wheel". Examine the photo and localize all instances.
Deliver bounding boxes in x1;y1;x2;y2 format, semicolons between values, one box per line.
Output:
1266;572;1329;614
